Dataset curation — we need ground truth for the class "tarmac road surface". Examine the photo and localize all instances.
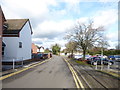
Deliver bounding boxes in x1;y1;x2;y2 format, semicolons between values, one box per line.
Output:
2;55;76;88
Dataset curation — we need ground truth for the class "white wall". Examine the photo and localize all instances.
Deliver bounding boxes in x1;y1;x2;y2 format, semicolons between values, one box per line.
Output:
17;21;32;60
3;21;32;61
3;37;19;59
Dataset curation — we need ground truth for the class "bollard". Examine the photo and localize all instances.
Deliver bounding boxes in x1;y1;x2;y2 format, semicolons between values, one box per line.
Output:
101;60;103;71
21;57;23;66
95;61;97;70
107;62;110;70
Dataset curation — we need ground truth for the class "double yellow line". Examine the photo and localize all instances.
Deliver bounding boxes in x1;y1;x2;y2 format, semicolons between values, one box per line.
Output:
63;58;84;89
0;59;50;80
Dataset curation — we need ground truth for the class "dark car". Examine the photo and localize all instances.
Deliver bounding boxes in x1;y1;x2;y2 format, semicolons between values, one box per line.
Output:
91;58;114;65
43;53;48;59
87;56;101;64
114;55;120;62
32;53;44;59
37;53;44;59
50;53;52;57
108;55;115;60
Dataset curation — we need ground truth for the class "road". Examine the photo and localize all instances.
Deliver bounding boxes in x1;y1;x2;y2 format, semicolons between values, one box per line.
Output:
2;56;76;88
2;55;120;89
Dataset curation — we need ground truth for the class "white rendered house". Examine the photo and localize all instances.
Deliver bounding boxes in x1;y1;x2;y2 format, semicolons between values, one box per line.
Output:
2;19;32;61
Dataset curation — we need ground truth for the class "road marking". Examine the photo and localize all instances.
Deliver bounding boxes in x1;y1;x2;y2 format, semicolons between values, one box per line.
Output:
0;59;51;80
63;58;84;89
69;65;80;88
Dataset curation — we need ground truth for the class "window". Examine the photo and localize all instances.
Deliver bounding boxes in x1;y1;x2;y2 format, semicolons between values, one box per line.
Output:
2;42;6;56
2;47;5;56
19;42;22;48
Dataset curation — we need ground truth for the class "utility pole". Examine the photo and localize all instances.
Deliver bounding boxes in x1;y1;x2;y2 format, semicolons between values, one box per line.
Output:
101;44;103;71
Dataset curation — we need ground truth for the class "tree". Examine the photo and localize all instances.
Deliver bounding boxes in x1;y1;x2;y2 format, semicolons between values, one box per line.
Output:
65;41;77;55
66;21;105;60
44;48;51;53
97;37;109;56
51;44;61;55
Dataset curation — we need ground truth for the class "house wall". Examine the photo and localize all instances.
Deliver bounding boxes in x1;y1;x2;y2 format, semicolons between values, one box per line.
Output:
0;7;6;60
3;37;19;60
32;43;38;54
17;21;32;60
0;8;2;60
0;7;2;70
3;21;32;61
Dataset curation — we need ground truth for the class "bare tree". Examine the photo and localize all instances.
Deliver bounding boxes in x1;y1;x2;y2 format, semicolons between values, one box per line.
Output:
66;21;105;60
97;37;109;56
65;41;77;55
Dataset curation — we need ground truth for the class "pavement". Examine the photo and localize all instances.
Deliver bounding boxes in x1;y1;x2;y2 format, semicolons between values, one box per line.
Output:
2;55;76;88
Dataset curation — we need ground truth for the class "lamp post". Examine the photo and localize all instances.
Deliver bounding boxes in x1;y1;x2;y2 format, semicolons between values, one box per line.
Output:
101;47;103;71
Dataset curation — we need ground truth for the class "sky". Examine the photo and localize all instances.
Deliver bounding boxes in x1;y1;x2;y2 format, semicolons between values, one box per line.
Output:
0;0;119;50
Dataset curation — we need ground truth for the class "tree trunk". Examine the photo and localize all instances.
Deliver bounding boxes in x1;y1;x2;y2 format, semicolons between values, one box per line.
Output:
71;50;73;55
71;50;74;58
83;49;86;60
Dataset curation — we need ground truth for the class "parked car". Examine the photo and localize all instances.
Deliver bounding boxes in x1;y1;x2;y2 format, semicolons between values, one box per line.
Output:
90;58;114;65
86;56;101;64
32;53;44;59
85;55;91;60
108;55;115;60
37;53;44;59
74;55;91;61
43;53;48;59
114;55;120;62
74;55;83;60
50;53;52;57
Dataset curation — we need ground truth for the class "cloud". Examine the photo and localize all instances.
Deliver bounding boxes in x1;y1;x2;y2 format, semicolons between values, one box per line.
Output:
33;20;74;39
93;9;118;28
1;0;57;17
106;31;118;41
1;0;118;49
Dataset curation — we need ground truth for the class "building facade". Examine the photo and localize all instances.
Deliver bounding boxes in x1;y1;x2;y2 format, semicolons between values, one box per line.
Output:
3;19;32;61
0;6;6;61
32;43;39;54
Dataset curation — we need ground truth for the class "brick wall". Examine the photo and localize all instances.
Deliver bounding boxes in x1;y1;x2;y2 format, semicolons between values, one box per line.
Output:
0;7;2;61
0;6;6;66
32;43;38;54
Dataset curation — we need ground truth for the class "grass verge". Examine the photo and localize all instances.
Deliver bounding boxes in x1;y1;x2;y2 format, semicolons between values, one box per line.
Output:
97;70;120;79
70;58;120;79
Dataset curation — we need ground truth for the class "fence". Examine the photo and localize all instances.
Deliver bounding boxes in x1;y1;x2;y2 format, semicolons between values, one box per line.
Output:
2;57;24;70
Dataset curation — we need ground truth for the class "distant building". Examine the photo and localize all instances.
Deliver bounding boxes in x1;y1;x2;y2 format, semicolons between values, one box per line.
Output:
39;46;44;53
0;6;6;60
2;19;33;62
32;43;39;54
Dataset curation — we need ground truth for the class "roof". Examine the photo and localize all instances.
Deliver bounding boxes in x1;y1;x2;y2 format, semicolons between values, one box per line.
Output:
0;6;6;21
3;19;32;37
2;41;6;47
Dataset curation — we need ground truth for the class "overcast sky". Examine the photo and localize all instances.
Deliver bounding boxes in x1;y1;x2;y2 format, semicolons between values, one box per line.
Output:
1;0;119;50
